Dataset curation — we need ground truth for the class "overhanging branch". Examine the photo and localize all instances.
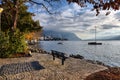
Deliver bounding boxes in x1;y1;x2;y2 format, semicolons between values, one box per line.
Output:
29;0;53;14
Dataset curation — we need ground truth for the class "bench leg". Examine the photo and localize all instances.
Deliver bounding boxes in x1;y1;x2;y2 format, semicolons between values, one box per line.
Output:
62;59;64;65
53;56;55;60
51;51;55;60
61;57;65;65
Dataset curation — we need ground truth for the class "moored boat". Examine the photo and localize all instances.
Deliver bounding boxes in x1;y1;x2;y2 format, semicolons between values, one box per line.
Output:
88;42;102;45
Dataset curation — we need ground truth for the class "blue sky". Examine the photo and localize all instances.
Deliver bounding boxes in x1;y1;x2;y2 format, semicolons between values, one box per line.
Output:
29;0;120;40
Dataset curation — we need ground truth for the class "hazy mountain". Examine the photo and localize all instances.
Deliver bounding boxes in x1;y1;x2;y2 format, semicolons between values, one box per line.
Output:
104;35;120;40
86;35;120;41
43;30;81;41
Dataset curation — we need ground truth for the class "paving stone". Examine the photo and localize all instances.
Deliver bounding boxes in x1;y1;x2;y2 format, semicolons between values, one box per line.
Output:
0;61;44;76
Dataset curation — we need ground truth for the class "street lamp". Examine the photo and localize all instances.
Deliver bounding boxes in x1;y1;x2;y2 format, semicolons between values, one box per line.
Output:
0;8;3;33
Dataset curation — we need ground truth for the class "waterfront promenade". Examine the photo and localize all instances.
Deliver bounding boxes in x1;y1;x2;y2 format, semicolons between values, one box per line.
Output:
0;52;107;80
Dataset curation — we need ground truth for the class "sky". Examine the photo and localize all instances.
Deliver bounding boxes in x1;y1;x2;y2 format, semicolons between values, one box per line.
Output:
30;0;120;40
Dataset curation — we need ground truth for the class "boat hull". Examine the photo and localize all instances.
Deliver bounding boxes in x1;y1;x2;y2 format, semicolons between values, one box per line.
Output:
88;42;102;45
58;42;63;45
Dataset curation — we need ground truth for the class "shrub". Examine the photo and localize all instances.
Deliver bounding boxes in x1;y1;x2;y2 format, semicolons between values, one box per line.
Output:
9;29;27;54
0;29;27;58
0;31;10;58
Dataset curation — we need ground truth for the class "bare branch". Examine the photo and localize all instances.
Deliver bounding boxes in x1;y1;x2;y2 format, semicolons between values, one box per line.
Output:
29;0;53;14
44;0;53;7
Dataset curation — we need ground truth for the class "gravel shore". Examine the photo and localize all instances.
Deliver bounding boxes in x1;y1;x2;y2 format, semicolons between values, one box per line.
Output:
0;52;107;80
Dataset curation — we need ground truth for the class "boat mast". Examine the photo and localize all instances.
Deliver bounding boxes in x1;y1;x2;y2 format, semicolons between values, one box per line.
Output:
95;26;96;42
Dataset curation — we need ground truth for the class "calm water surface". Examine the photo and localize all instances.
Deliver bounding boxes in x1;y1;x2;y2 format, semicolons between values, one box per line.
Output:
39;41;120;67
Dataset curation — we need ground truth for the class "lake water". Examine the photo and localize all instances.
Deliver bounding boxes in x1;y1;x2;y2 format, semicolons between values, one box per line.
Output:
39;41;120;67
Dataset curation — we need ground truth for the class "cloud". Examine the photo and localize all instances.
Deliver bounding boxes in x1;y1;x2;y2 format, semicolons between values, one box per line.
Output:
33;1;120;40
101;25;120;29
114;11;120;19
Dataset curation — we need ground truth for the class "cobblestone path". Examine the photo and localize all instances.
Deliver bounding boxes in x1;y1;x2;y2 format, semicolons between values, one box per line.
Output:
0;53;107;80
0;61;44;76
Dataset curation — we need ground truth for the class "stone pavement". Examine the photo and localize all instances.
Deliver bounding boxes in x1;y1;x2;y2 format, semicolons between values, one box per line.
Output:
0;53;107;80
0;61;44;76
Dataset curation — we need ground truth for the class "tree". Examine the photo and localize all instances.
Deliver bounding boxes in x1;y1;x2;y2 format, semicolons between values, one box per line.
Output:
1;0;42;32
0;0;42;58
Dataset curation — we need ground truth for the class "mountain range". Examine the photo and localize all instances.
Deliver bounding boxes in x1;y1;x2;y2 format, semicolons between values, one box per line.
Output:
43;30;120;41
43;30;81;41
99;35;120;40
86;35;120;41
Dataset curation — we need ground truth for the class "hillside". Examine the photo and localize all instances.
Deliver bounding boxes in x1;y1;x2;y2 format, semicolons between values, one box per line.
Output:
43;30;81;41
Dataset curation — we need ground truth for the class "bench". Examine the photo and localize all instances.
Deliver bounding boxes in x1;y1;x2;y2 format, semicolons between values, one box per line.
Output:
51;50;68;65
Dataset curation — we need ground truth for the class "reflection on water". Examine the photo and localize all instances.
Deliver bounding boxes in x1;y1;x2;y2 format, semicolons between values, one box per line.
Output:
39;41;120;67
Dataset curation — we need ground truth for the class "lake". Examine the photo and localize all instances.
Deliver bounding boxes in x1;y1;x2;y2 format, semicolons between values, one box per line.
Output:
39;41;120;67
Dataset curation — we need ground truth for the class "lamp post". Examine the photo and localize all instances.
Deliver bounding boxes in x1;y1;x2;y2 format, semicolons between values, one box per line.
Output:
0;8;3;33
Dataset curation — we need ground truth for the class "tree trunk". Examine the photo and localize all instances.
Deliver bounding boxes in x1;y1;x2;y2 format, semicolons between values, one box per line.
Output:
12;0;19;31
12;9;18;30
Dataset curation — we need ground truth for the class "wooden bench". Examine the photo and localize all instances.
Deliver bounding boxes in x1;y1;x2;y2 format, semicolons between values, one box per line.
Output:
51;50;68;65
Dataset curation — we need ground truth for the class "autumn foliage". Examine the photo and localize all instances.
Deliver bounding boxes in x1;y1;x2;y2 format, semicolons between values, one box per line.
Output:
67;0;120;16
25;32;35;40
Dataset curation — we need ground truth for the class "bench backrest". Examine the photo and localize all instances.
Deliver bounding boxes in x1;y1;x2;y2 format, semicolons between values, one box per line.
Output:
51;50;66;58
